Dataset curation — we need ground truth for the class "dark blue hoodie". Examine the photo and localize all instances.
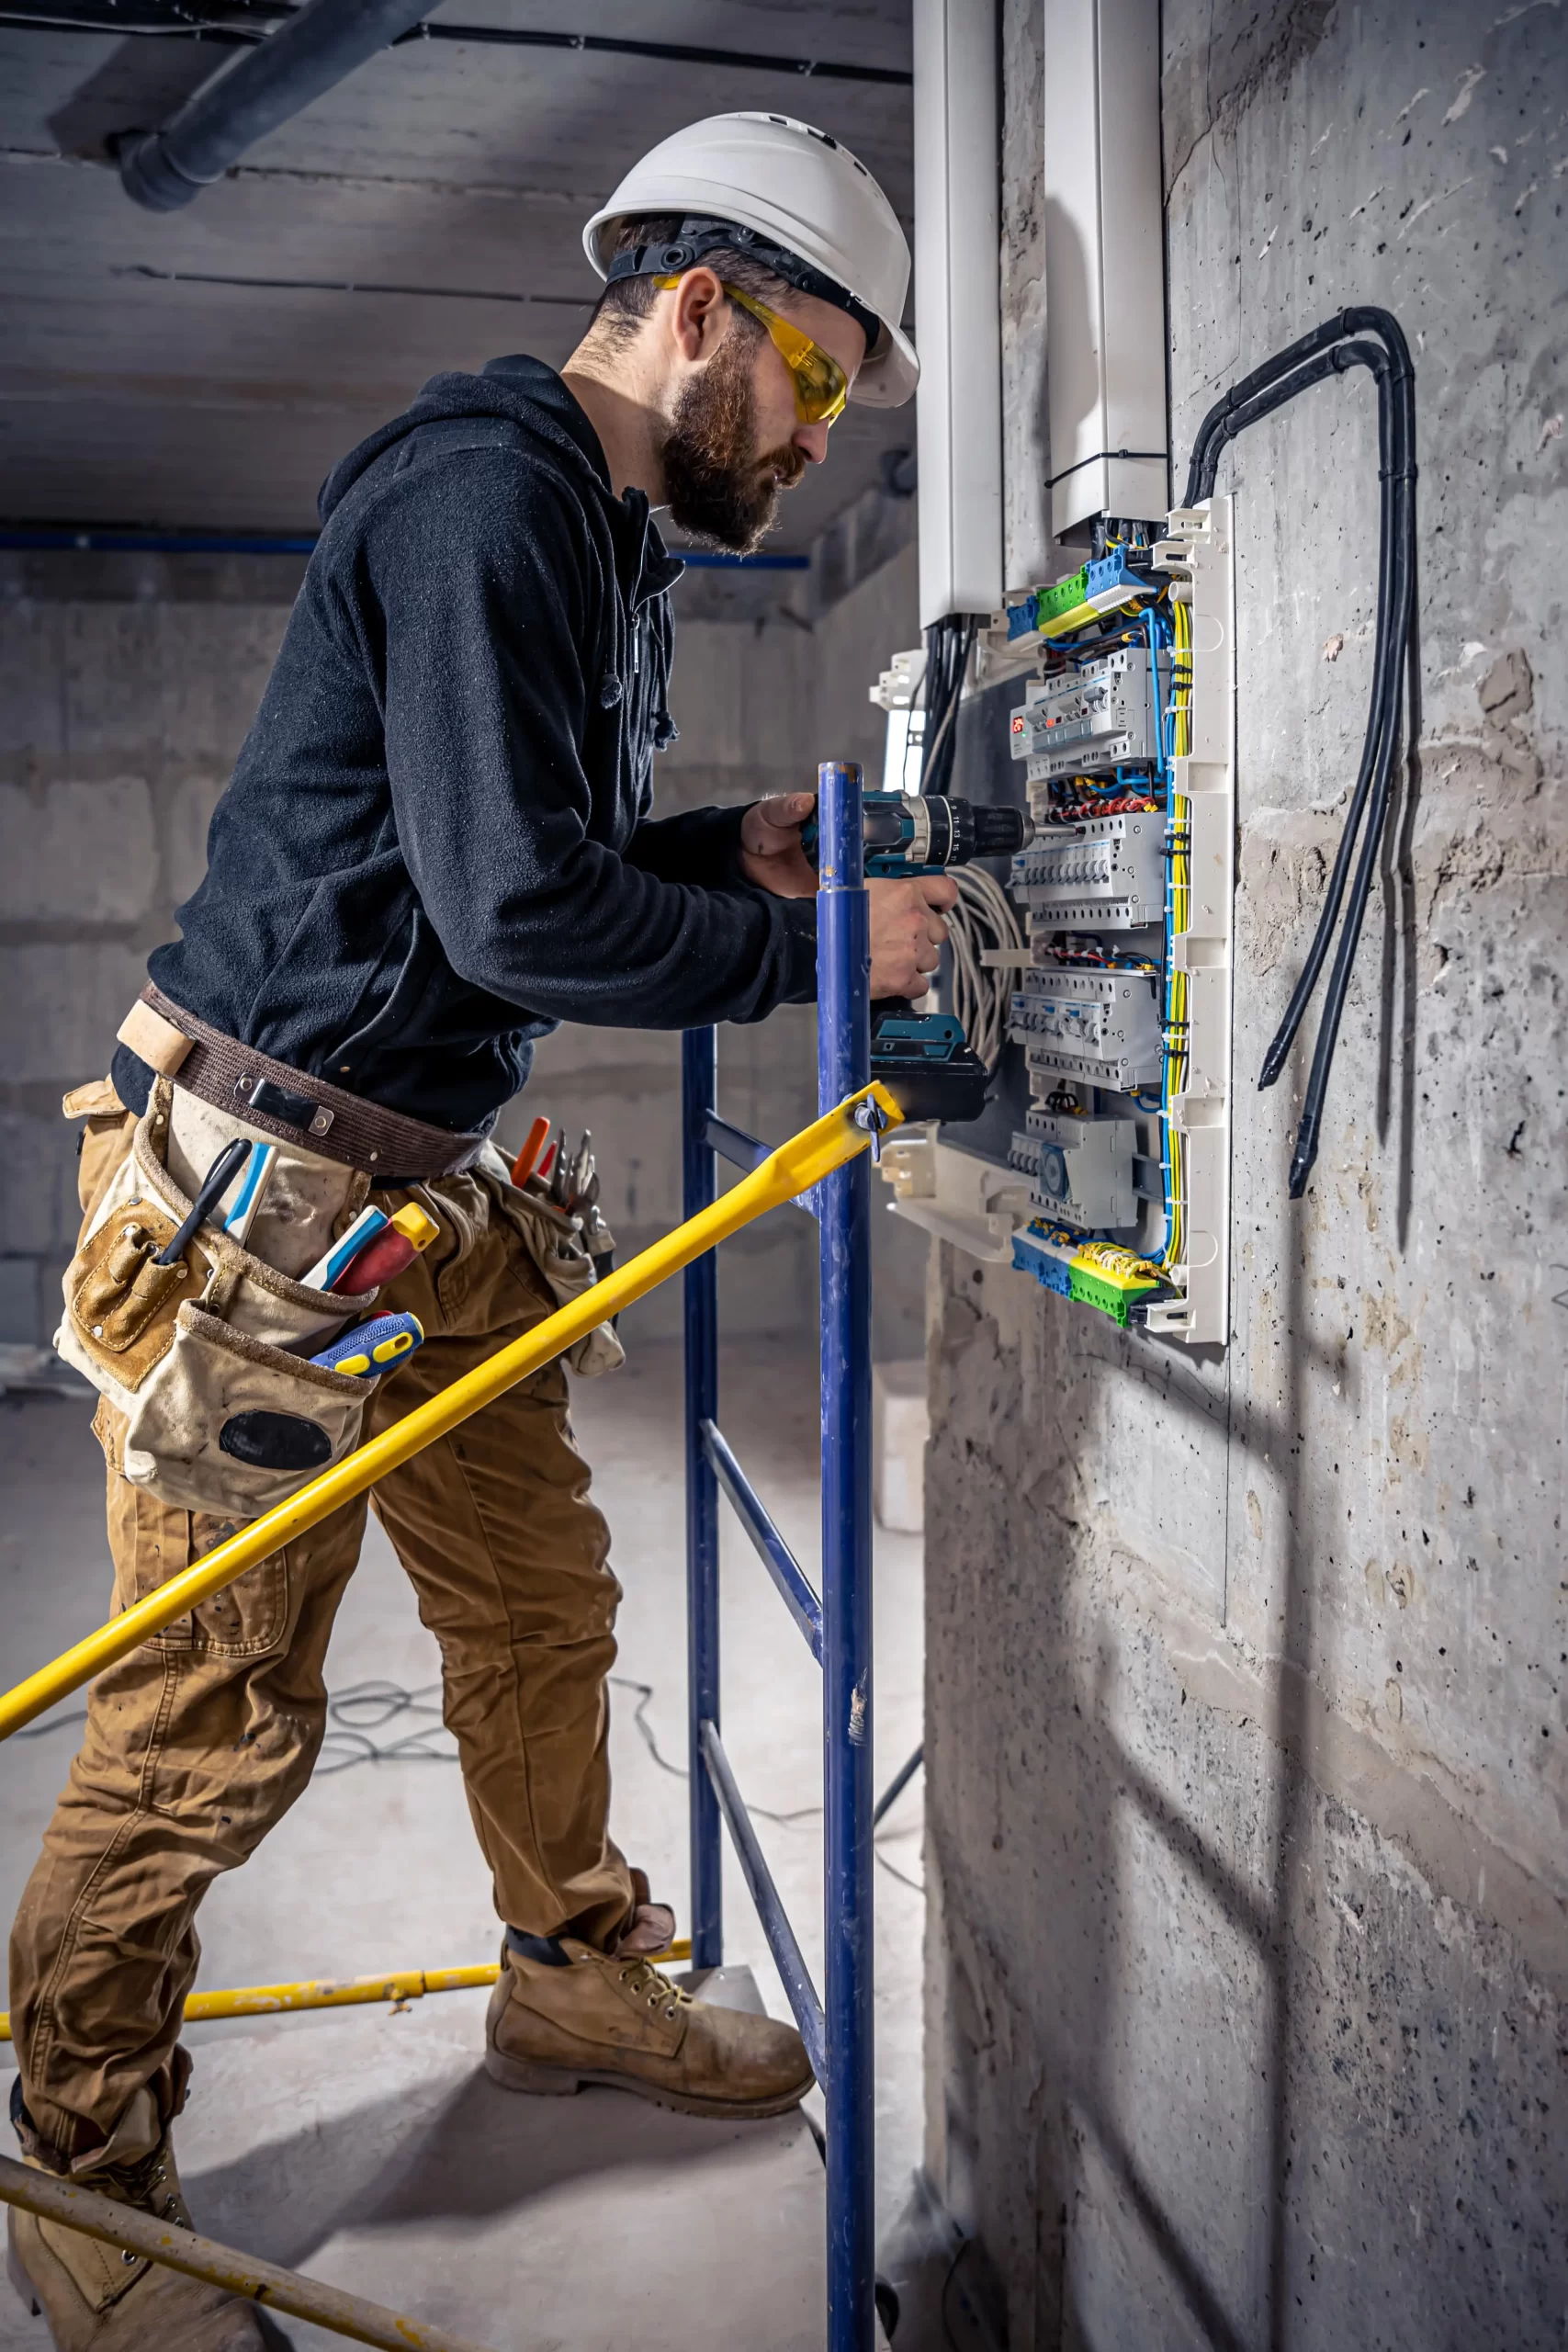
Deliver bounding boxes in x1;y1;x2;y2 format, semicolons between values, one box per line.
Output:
114;355;818;1135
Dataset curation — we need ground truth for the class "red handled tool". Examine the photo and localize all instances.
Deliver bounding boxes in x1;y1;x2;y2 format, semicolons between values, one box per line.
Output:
331;1201;441;1296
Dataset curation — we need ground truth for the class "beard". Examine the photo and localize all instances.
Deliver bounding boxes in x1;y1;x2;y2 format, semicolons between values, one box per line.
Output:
660;330;807;554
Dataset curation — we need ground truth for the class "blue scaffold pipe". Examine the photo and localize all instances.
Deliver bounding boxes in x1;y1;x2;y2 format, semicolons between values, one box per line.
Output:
701;1112;771;1174
700;1419;824;1662
682;1026;723;1972
699;1720;828;2088
815;759;875;2351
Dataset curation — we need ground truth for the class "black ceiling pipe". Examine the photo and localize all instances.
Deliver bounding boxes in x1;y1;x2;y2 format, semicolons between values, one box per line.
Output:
118;0;437;209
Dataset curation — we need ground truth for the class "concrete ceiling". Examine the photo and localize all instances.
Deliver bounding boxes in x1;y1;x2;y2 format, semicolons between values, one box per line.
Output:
0;0;915;554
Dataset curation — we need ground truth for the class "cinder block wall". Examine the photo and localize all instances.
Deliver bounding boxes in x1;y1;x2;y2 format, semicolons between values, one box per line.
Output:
0;554;292;1348
0;541;928;1353
920;6;1566;2346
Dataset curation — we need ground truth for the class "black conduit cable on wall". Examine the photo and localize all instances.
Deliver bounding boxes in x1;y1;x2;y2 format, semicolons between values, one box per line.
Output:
1213;342;1396;1054
116;0;440;210
1181;306;1416;1198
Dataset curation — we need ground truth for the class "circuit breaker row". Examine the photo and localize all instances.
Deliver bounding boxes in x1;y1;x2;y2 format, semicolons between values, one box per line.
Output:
1007;967;1161;1093
1008;647;1170;782
1010;811;1164;930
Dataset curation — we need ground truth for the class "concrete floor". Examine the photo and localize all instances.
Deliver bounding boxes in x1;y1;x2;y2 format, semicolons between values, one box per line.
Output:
0;1339;924;2350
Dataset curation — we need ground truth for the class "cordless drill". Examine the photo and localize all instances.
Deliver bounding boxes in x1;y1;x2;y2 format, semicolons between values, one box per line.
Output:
802;790;1032;876
803;791;1032;1124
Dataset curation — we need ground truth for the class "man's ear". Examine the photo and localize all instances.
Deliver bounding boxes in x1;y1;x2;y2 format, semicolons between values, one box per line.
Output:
668;266;728;366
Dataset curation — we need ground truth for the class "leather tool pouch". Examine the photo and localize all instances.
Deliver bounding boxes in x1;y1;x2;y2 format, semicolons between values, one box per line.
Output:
57;1080;378;1516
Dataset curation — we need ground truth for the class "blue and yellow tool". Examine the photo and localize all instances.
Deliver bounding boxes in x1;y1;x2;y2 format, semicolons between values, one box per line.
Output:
310;1310;424;1377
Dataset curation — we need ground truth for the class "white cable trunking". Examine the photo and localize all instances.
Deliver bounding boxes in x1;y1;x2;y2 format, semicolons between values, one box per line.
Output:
1144;494;1236;1348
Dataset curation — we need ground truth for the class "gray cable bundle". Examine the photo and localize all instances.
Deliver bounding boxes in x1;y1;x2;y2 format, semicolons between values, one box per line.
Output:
943;866;1024;1074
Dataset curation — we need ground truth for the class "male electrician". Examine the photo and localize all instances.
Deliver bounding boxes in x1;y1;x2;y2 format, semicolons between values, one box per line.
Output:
7;112;955;2351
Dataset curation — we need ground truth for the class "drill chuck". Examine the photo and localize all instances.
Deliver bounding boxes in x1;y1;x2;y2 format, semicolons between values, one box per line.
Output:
808;791;1031;876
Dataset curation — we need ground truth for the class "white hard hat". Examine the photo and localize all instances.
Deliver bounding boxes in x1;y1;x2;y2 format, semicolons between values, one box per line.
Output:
583;112;918;409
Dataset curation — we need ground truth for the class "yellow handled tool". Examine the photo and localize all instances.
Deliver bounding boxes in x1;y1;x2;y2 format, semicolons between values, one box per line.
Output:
0;1084;901;1743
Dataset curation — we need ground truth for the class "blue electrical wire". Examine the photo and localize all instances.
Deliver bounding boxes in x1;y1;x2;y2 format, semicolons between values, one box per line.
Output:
1145;605;1177;789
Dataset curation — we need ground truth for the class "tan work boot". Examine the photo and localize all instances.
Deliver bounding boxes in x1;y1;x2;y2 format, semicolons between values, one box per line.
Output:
485;1934;815;2119
7;2090;264;2351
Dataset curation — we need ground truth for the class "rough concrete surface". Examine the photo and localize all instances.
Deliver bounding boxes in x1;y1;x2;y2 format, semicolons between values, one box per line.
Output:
922;5;1566;2346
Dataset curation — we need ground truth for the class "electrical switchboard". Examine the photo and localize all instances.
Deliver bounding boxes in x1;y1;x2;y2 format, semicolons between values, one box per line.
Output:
999;500;1235;1344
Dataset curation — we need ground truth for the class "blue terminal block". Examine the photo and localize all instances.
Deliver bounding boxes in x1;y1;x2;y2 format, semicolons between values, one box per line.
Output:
1011;1222;1077;1299
1085;545;1160;606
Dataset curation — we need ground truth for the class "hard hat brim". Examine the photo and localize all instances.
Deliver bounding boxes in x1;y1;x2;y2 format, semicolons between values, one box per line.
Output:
852;318;919;409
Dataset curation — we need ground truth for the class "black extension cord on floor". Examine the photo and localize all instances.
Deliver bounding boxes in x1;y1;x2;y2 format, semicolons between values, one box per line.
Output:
1182;305;1417;1197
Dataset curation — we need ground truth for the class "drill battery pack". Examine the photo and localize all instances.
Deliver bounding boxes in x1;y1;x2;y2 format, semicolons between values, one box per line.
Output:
869;1005;990;1125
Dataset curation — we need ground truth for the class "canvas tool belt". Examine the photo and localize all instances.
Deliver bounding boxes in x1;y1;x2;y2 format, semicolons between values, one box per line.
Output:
55;1070;623;1520
55;1079;384;1517
118;985;487;1182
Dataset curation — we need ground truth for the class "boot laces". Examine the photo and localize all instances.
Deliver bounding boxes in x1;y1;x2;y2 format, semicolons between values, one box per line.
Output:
615;1955;693;2020
96;2141;191;2230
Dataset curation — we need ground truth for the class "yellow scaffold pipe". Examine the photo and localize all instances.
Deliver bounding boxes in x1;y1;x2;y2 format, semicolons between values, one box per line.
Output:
0;2154;497;2352
0;1944;693;2041
0;1085;901;1744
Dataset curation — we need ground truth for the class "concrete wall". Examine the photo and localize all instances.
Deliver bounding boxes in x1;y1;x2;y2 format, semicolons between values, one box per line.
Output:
920;6;1566;2346
0;540;928;1354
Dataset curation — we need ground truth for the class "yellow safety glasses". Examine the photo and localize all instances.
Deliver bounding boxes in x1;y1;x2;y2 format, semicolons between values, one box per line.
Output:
653;276;851;426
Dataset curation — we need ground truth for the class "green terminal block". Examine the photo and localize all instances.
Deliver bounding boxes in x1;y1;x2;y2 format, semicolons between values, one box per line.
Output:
1067;1257;1161;1326
1032;568;1089;631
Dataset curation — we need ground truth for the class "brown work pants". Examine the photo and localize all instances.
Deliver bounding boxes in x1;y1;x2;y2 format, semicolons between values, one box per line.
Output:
9;1111;634;2170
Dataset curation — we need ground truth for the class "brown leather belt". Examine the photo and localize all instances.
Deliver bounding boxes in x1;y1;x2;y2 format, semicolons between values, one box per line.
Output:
135;985;488;1182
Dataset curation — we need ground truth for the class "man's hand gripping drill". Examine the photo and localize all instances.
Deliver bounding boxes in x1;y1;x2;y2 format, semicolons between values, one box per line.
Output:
738;790;959;1001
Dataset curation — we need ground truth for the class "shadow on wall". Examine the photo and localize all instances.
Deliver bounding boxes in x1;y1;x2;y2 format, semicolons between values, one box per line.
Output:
916;636;1556;2335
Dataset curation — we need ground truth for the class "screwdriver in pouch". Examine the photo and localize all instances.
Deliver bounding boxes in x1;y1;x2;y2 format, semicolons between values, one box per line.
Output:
300;1204;388;1292
330;1200;440;1295
155;1136;253;1267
